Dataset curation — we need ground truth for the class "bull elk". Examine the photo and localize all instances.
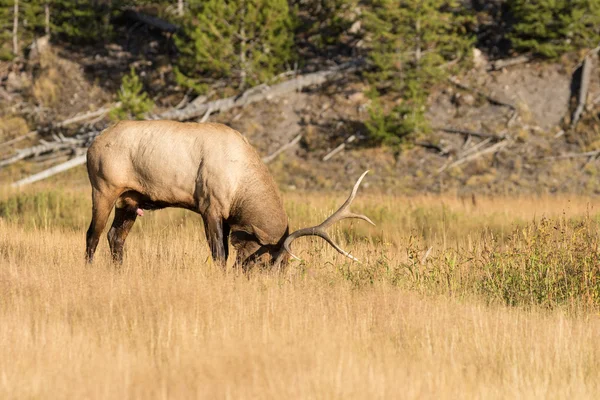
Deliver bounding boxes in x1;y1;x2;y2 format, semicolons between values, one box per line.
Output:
85;120;374;269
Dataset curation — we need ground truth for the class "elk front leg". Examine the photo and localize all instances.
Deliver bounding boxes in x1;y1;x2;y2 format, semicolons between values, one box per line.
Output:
107;206;138;263
203;212;227;267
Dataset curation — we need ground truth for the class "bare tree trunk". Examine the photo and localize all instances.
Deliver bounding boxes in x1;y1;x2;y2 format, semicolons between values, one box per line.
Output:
239;25;247;90
12;0;19;56
415;18;421;63
44;2;50;36
571;55;593;129
177;0;184;16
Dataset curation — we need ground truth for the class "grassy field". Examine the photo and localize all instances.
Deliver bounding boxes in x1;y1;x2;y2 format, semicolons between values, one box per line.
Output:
2;184;600;398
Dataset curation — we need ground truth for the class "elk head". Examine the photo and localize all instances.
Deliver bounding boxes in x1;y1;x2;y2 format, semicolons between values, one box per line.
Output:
268;170;375;268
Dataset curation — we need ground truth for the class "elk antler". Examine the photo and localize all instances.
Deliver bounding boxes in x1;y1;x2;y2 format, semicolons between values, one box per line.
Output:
283;170;375;262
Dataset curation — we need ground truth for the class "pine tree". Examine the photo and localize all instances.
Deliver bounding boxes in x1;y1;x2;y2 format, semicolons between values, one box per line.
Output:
292;0;359;53
175;0;295;92
110;67;154;120
363;0;474;145
0;0;14;60
50;0;113;44
0;0;47;60
508;0;600;58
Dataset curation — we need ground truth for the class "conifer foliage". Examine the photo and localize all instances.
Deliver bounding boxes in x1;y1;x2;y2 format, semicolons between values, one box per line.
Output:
363;0;474;145
50;0;113;44
508;0;600;58
175;0;295;92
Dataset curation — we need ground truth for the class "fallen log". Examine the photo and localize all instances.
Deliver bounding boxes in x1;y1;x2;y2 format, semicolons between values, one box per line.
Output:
0;140;84;168
157;60;365;121
56;104;119;128
12;154;87;187
438;140;509;173
436;127;506;141
322;135;356;161
488;55;532;71
262;134;302;164
459;137;493;159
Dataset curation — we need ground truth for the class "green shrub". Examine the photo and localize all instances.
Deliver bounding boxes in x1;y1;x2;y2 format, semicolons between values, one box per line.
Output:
394;215;600;310
365;95;427;146
479;217;600;308
110;67;154;120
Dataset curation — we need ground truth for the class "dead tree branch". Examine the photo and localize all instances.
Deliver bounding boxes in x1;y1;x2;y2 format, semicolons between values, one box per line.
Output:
55;103;119;128
438;140;510;173
0;139;83;168
436;127;507;141
12;154;87;188
262;134;303;164
322;135;356;161
0;103;118;150
488;55;532;71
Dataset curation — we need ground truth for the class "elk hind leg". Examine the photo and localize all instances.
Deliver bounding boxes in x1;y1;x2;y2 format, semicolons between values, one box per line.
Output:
203;211;227;267
107;206;138;263
86;189;118;263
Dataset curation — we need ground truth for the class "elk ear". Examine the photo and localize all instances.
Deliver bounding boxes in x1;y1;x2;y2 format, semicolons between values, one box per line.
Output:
251;224;273;245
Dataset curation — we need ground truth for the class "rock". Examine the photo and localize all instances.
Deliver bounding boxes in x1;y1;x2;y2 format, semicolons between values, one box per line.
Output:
347;91;366;103
6;71;25;92
461;94;476;106
29;35;51;61
451;93;476;107
348;20;361;34
473;48;487;69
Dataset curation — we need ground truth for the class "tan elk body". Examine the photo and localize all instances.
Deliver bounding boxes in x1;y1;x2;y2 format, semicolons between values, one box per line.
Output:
85;120;373;269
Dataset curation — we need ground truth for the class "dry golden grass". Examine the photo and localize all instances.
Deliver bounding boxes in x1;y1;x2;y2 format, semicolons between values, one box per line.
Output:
2;186;600;398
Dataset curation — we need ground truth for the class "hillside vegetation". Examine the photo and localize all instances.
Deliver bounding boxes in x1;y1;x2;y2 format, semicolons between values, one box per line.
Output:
2;1;600;193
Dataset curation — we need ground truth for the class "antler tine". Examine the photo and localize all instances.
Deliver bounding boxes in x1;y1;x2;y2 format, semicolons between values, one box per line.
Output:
319;170;372;230
281;171;373;262
283;229;360;262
